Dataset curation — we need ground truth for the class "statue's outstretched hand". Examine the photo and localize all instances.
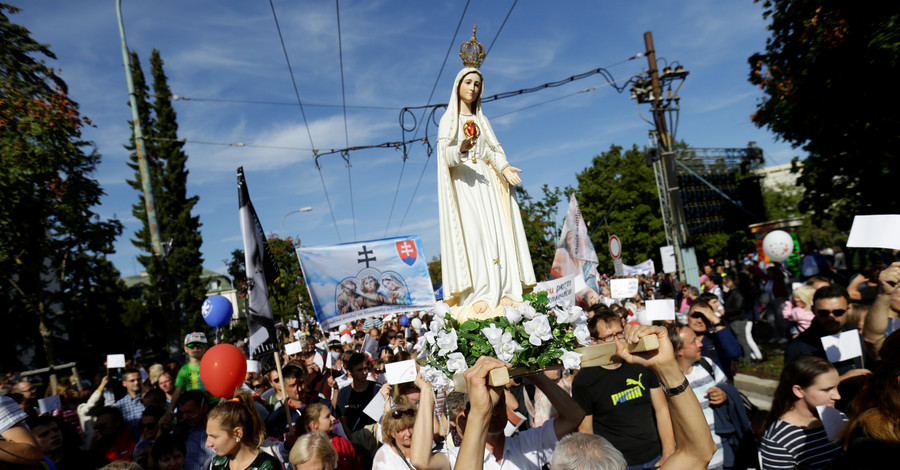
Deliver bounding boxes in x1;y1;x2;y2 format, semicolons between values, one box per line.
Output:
503;166;522;185
459;135;477;153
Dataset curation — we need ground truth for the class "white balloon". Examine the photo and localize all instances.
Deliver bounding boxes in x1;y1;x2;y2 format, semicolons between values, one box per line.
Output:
763;230;794;262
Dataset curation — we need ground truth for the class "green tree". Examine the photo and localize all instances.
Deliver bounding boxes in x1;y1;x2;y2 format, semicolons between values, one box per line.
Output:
149;50;206;333
125;49;206;347
427;256;441;285
749;1;900;230
761;179;841;249
228;236;313;326
572;145;666;273
1;4;126;369
516;184;562;281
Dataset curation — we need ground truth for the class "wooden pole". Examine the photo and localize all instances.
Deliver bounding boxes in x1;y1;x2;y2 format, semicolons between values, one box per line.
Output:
272;352;293;433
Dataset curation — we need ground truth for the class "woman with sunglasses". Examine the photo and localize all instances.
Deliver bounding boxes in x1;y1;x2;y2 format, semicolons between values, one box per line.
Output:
373;404;417;469
760;356;844;469
299;403;361;470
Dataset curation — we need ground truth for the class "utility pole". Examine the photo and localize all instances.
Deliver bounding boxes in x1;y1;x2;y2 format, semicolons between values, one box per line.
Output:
117;0;162;258
642;31;695;285
117;0;180;355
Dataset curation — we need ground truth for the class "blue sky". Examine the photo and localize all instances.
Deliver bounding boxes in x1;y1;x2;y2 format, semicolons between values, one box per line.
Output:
12;1;803;277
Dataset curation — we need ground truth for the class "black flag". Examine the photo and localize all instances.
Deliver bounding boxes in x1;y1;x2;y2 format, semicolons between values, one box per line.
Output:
238;167;279;360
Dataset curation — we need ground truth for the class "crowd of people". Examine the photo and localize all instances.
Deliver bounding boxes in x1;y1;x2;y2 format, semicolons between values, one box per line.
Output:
1;249;898;470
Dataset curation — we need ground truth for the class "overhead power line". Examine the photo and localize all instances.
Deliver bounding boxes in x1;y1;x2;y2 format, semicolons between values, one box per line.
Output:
268;0;342;242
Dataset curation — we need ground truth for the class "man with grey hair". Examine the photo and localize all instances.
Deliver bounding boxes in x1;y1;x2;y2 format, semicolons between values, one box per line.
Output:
551;432;626;470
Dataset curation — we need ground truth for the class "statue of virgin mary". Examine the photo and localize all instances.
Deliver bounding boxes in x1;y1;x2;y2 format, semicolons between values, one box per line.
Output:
437;32;536;316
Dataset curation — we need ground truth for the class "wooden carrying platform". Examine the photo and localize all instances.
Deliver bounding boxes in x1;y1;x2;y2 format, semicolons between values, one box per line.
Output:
454;334;660;391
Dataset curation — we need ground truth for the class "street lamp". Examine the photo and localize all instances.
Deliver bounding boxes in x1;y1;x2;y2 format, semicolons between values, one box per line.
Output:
281;207;312;239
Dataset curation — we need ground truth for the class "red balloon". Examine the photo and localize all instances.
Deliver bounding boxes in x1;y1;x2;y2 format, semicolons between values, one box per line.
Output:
199;344;247;398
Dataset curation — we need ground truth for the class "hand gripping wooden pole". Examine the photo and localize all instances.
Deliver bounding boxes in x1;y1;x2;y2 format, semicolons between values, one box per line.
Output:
453;335;660;392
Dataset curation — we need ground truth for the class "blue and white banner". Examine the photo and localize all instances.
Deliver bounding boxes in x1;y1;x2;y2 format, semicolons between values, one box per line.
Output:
296;236;436;331
622;259;656;276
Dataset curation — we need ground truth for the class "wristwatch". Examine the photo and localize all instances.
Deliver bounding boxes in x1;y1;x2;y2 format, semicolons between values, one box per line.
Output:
660;375;690;396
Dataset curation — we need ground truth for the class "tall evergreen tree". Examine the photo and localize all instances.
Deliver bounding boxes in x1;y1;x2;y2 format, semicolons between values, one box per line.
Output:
125;49;206;348
1;4;127;369
149;50;206;334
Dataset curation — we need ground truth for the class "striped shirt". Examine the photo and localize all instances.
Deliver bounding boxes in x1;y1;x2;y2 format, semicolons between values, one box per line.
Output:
685;357;726;469
760;419;841;469
0;396;26;434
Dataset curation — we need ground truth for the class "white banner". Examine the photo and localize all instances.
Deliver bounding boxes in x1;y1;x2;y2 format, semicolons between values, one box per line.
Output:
610;278;639;299
297;236;436;331
622;259;655;276
533;275;577;306
660;245;676;274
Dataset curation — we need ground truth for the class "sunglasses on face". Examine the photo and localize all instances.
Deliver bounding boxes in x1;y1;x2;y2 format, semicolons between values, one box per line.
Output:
391;409;416;419
816;309;847;317
270;378;280;384
186;343;204;349
253;384;265;389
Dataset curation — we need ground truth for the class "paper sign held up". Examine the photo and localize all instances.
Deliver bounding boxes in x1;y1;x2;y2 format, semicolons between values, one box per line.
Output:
284;341;303;355
38;395;62;415
246;360;260;373
384;359;417;384
362;392;386;422
846;215;900;250
645;299;676;321
289;319;300;329
610;278;639;299
107;354;126;369
313;353;325;372
820;329;863;363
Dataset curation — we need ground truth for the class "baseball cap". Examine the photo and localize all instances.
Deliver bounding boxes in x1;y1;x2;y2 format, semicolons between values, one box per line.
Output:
184;332;207;346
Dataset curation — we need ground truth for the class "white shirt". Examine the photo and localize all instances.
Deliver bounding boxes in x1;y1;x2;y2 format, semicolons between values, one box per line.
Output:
445;418;558;470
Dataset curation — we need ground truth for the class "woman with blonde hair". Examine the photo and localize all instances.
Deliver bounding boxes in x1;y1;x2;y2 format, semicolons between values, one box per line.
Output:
299;403;360;470
782;285;816;336
205;392;280;470
289;433;338;470
373;404;417;469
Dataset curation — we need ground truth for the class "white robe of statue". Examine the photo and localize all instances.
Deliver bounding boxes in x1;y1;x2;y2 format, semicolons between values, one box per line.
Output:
437;67;536;312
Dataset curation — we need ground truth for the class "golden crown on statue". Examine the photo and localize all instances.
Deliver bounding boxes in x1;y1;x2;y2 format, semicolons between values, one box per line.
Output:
459;25;486;68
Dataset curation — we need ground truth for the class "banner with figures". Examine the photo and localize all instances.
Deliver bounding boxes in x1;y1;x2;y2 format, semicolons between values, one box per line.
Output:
296;236;436;331
550;195;601;304
622;259;655;276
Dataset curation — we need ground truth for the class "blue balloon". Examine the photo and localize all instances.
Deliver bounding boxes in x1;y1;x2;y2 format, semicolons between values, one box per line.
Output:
399;315;409;327
202;295;233;328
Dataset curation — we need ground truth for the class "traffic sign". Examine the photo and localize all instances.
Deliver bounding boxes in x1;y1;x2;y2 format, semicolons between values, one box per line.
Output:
609;235;621;259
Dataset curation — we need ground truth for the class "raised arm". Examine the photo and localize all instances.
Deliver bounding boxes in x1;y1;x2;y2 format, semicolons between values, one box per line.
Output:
865;262;900;359
527;373;585;439
617;325;716;469
650;387;676;466
456;357;510;470
0;423;43;465
409;373;450;470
